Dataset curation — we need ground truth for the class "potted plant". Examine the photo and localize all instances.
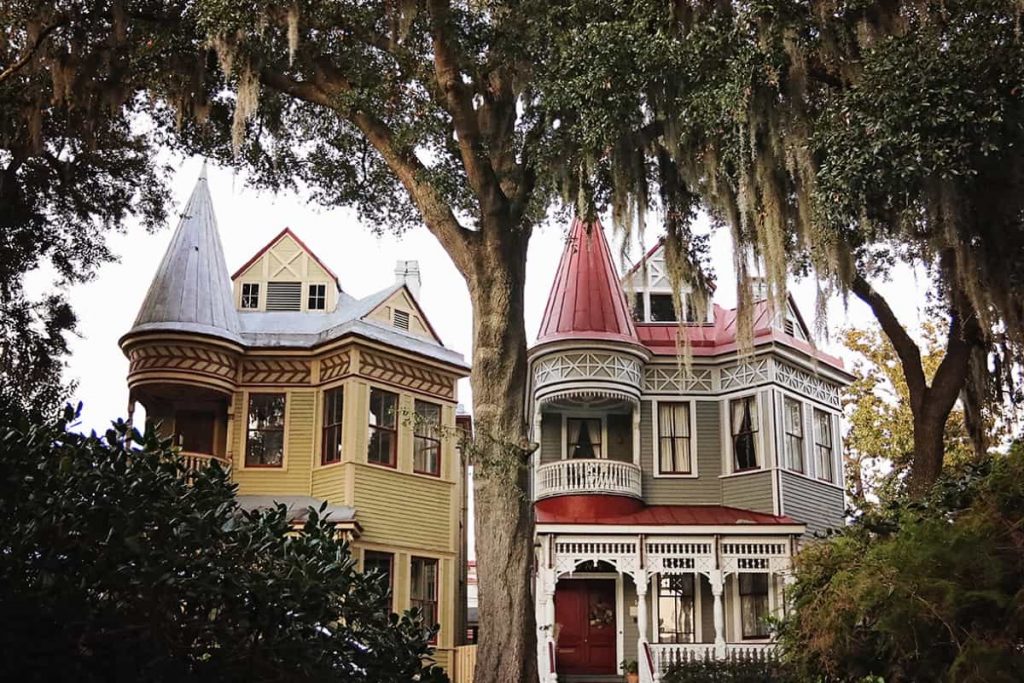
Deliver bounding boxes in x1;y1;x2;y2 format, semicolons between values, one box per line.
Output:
621;659;639;683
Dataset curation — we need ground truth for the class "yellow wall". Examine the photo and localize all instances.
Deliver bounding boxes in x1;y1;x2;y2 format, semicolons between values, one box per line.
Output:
366;289;437;341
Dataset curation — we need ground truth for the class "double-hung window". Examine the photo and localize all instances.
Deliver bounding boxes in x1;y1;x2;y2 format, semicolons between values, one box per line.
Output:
321;387;344;465
367;388;398;467
411;557;439;639
246;393;286;467
414;400;442;476
783;397;804;473
814;409;834;482
657;574;696;643
241;283;259;309
657;402;692;474
730;396;760;471
739;573;770;639
566;418;602;458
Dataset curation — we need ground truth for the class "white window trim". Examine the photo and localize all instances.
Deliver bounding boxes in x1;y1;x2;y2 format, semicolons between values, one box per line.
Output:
560;412;609;460
729;572;774;643
812;408;837;485
651;398;699;478
240;281;261;310
722;392;766;476
781;394;806;475
652;571;704;644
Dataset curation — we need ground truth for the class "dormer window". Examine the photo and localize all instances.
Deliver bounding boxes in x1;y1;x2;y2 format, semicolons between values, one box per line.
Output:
266;282;302;311
308;283;326;310
241;283;260;309
649;293;677;322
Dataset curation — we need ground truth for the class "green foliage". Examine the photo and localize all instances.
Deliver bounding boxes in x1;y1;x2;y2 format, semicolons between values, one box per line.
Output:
0;402;441;682
777;444;1024;682
662;658;796;683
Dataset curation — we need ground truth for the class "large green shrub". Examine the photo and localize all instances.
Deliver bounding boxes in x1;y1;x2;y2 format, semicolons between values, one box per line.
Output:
777;445;1024;683
662;658;796;683
0;404;443;682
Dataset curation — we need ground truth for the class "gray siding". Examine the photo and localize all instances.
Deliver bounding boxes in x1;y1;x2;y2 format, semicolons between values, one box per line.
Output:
779;470;846;536
721;470;775;514
640;400;722;505
540;412;561;464
607;412;633;463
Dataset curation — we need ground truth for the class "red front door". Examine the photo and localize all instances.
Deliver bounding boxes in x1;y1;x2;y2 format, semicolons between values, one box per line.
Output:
554;579;617;675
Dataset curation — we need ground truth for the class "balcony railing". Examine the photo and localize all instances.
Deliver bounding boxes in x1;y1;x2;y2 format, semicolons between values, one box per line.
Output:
649;642;775;672
535;458;642;500
180;451;231;474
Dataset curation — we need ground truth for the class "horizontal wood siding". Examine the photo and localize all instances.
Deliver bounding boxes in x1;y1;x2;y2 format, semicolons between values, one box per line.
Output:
640;400;721;505
311;463;347;503
607;412;633;463
540;413;561;464
720;470;775;513
233;390;316;495
353;465;453;551
779;470;846;536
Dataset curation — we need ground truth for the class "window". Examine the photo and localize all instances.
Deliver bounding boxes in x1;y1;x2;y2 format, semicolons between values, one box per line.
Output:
411;557;439;639
566;418;602;459
649;293;677;322
783;397;804;473
730;396;760;471
632;292;645;322
739;573;770;639
814;409;834;482
367;388;398;467
658;573;696;643
321;387;344;465
394;309;410;330
414;400;442;476
657;402;692;474
266;281;302;311
241;283;259;309
363;550;394;602
246;394;286;467
308;283;326;310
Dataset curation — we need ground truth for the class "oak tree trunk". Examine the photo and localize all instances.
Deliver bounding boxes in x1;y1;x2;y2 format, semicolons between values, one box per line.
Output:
465;229;538;683
908;405;948;496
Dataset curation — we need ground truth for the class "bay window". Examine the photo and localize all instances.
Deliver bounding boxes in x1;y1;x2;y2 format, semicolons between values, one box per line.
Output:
730;396;760;471
783;397;804;473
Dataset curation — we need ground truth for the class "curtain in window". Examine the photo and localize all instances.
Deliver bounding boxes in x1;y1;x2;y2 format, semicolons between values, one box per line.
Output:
731;397;759;471
739;573;770;639
658;403;691;473
567;418;600;458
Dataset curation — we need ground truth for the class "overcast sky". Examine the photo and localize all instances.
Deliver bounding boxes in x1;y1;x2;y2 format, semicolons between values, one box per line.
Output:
42;156;929;433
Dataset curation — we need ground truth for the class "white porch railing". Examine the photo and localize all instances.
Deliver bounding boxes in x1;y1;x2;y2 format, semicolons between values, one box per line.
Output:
535;458;642;499
649;642;775;673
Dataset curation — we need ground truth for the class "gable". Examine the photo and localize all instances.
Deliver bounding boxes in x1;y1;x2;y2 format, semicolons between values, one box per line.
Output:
365;288;441;342
232;229;340;312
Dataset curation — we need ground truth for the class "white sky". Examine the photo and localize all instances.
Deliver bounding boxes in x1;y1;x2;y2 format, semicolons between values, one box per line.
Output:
46;156;930;432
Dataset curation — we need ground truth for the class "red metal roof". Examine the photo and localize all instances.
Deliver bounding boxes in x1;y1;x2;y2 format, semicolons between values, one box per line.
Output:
536;503;797;526
537;217;640;346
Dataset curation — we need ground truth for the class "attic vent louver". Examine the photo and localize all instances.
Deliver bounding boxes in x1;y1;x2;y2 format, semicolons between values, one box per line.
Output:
266;282;302;311
394;309;410;330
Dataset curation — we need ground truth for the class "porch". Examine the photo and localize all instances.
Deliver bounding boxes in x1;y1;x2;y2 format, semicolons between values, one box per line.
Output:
535;534;796;683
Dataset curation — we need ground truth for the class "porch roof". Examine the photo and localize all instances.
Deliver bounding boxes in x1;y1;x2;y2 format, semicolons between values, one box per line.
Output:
535;504;796;526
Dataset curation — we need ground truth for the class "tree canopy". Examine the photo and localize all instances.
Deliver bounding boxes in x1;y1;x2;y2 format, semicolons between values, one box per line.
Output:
0;403;442;682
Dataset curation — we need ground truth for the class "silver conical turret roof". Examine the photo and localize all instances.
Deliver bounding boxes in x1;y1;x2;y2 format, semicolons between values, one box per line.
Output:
127;164;242;343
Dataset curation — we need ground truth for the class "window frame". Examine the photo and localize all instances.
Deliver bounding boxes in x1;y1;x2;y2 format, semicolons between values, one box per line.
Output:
245;392;287;468
782;396;805;474
321;386;344;465
410;556;440;643
308;283;326;310
656;572;697;644
563;415;605;459
814;408;835;483
728;395;761;473
653;400;696;477
367;387;399;468
413;399;443;477
363;550;394;608
240;282;260;309
738;573;771;640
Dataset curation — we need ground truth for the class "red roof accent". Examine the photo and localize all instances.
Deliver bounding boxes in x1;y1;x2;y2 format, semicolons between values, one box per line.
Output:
536;503;798;526
537;217;640;346
231;227;341;290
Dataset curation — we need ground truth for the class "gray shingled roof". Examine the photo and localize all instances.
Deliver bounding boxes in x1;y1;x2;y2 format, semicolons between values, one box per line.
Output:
129;164;242;344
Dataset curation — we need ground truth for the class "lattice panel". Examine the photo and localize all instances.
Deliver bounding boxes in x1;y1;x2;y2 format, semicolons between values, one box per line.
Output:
320;351;352;382
128;343;236;382
359;351;456;399
552;537;641;580
720;359;771;390
646;539;715;575
644;366;714;393
774;362;842;408
533;351;643;389
242;358;311;384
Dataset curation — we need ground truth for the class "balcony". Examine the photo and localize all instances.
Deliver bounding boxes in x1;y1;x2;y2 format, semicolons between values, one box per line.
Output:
535;458;642;500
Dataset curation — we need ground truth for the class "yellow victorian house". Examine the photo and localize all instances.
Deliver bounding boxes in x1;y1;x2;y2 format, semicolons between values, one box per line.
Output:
120;167;471;670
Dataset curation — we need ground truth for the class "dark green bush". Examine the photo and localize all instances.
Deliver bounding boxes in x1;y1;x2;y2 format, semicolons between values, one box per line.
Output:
662;658;797;683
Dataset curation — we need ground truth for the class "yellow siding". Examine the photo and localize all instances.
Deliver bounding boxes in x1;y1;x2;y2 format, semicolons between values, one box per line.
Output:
311;462;348;502
233;389;316;495
353;465;454;551
366;289;437;341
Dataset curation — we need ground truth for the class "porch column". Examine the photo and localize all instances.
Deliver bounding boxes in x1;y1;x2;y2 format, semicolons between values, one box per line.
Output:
710;569;726;659
543;584;557;683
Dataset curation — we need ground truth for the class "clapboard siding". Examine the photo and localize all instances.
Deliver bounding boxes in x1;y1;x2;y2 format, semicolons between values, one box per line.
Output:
311;463;347;502
607;412;633;462
540;412;561;464
779;470;846;536
721;470;774;513
233;390;316;495
640;400;722;505
353;464;453;550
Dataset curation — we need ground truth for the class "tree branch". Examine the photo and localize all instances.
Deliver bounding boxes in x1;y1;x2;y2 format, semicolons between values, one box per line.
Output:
0;18;67;86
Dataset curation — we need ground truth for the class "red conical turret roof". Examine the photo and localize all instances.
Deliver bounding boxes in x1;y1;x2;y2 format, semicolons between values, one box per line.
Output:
536;217;640;346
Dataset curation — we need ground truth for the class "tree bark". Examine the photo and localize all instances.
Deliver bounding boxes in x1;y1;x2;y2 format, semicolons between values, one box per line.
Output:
464;228;538;683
